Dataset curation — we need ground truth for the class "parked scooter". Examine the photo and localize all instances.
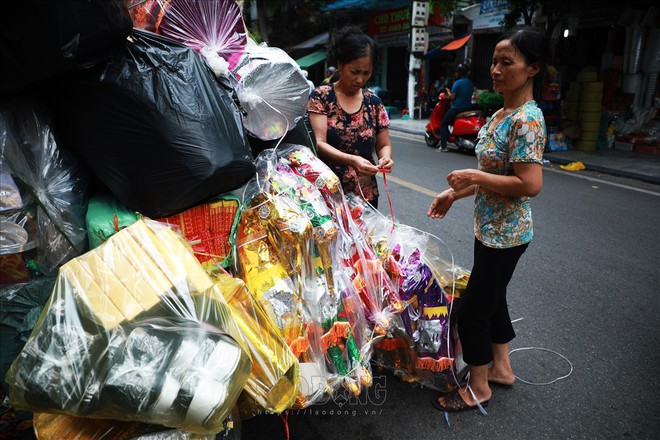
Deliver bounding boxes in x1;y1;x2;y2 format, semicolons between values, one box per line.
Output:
424;91;485;151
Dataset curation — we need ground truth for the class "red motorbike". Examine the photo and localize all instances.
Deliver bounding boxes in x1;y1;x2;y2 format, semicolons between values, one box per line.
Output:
425;91;485;151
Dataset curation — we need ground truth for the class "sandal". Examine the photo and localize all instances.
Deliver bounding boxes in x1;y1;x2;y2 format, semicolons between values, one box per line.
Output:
431;389;489;413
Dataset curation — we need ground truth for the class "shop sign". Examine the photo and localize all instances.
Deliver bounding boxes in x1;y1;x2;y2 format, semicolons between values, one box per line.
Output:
472;9;523;30
480;0;510;14
368;5;448;36
368;8;411;35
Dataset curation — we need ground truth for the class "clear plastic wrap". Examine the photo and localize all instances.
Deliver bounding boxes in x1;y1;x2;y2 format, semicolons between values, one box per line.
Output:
0;277;56;394
237;181;332;409
346;198;468;392
280;146;403;337
232;40;311;141
266;150;374;395
155;0;247;73
204;272;300;419
1;104;88;275
6;219;252;434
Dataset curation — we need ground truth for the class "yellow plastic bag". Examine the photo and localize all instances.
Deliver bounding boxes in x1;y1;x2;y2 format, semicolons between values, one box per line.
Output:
560;161;585;171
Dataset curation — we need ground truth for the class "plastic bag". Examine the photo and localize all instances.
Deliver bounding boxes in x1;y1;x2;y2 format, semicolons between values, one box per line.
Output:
237;180;332;408
281;146;403;336
1;104;89;275
50;29;255;218
0;277;56;394
86;193;141;250
0;0;132;97
143;0;248;73
346;198;467;391
6;219;251;434
240;148;378;398
232;41;311;141
203;272;300;419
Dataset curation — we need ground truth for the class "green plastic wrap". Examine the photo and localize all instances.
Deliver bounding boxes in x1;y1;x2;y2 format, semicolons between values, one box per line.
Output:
85;194;140;249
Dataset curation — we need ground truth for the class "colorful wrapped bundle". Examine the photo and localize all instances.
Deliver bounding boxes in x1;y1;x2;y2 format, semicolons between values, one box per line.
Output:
346;198;466;391
237;186;331;408
199;272;300;418
281;145;403;336
156;195;241;273
5;220;251;434
398;249;457;390
262;148;375;395
130;0;248;73
126;0;161;32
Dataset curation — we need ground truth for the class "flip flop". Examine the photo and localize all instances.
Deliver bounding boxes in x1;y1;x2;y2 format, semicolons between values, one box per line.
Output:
430;390;489;413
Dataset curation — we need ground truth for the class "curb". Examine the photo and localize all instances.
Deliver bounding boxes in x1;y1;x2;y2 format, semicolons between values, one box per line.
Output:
389;125;424;136
543;155;660;185
390;124;659;185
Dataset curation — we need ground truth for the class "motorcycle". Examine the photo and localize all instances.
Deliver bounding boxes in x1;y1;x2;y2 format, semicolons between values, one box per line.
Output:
424;91;485;151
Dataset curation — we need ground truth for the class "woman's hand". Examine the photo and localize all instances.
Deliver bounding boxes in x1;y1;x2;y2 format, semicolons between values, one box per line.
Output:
377;156;394;172
427;189;455;219
351;155;380;176
447;169;479;191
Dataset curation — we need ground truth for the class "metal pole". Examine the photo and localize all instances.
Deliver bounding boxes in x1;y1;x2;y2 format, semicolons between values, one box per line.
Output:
407;53;416;118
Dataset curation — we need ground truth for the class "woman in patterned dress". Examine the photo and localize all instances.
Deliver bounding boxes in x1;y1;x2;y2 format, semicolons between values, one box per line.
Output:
427;28;549;413
308;26;393;208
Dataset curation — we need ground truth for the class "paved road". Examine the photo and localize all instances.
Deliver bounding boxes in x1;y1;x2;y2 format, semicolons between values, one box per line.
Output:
242;132;660;439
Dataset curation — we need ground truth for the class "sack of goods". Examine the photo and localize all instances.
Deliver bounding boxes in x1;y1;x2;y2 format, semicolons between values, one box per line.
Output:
50;29;255;219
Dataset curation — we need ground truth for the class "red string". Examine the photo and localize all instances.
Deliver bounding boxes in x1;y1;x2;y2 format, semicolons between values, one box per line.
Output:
280;410;290;440
113;214;119;232
379;169;396;231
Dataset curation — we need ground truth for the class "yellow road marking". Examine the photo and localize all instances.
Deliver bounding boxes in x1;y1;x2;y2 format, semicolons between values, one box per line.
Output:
377;174;439;197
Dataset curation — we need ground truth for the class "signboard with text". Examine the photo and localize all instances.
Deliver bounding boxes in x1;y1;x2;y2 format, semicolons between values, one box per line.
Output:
368;5;448;36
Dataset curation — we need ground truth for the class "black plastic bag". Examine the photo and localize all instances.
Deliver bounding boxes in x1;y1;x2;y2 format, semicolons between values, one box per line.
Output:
50;30;255;218
0;0;132;97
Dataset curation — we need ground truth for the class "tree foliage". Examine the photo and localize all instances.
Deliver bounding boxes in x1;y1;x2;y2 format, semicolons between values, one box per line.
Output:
500;0;568;36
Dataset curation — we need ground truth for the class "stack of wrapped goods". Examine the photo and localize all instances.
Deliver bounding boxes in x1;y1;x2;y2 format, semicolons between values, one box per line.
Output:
1;1;468;438
575;71;604;152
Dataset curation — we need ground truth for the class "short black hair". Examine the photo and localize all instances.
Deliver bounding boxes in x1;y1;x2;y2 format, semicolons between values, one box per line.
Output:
329;26;377;66
498;28;549;99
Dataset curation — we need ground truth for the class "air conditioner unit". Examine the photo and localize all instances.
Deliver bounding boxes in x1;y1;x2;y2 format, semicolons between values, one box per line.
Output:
411;28;428;54
412;1;429;27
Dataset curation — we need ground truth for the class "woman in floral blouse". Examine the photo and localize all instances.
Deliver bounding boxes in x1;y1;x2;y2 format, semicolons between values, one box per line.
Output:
308;26;393;208
428;28;549;413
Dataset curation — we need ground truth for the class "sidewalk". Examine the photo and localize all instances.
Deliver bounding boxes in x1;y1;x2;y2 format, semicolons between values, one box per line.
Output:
389;116;660;185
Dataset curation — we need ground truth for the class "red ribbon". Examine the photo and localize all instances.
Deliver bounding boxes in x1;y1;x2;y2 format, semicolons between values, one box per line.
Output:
280;410;290;440
379;169;395;231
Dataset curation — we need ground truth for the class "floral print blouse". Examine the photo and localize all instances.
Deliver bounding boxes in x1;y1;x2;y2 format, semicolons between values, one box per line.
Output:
307;85;390;203
474;100;546;249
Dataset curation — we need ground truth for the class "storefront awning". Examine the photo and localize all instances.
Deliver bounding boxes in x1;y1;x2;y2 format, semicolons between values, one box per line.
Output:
322;0;410;11
423;33;471;58
440;33;472;51
291;32;329;50
295;50;327;69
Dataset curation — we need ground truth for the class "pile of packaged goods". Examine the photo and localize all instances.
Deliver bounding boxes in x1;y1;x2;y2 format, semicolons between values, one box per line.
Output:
0;1;469;438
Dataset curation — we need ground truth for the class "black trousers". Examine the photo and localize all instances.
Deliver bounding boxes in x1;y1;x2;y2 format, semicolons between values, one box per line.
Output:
457;238;529;366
